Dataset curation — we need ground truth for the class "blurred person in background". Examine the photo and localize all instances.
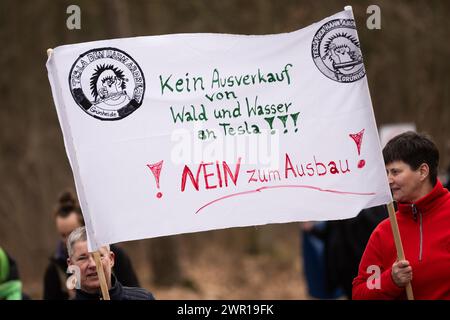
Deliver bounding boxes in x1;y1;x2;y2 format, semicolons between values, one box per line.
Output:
300;221;343;299
325;205;388;299
444;163;450;190
0;247;29;300
43;190;140;299
301;205;387;300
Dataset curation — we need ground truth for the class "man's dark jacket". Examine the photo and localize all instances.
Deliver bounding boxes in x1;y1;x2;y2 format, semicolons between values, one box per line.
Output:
75;276;155;300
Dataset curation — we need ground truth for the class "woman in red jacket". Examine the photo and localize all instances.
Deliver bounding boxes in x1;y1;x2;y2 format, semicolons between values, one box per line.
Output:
352;131;450;299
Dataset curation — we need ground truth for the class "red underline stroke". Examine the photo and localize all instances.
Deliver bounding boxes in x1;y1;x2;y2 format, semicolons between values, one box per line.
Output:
195;185;376;214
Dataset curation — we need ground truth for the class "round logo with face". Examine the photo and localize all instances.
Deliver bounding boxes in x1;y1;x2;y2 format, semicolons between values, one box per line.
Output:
311;19;365;83
69;47;145;120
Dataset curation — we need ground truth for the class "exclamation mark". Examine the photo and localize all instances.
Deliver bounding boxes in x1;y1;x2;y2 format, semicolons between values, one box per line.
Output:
290;112;300;133
264;117;276;134
278;115;288;133
146;160;164;198
349;129;366;169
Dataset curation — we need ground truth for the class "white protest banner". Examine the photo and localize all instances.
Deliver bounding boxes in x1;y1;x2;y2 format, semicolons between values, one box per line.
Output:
47;7;392;250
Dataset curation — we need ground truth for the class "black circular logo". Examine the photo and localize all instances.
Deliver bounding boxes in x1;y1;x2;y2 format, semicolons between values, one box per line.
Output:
69;47;145;120
311;19;365;83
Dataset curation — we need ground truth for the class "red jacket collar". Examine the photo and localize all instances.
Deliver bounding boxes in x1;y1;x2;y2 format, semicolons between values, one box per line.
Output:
397;180;448;216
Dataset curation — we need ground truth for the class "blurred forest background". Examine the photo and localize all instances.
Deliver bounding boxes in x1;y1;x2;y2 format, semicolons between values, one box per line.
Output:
0;0;449;299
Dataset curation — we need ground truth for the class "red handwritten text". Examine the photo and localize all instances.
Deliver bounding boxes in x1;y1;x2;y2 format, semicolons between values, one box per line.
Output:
181;157;242;192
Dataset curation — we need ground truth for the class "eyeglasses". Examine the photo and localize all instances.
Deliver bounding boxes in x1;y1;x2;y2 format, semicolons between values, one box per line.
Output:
71;252;108;266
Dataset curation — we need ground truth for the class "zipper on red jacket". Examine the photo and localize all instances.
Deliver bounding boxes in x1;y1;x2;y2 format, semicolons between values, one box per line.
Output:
419;211;423;261
412;204;418;221
411;204;423;261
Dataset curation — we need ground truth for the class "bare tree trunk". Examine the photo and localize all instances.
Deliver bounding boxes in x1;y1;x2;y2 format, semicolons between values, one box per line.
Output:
104;0;132;37
148;236;183;286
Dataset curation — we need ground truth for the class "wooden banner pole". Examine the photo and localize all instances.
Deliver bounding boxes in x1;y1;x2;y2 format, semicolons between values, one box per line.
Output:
387;202;414;300
93;251;111;300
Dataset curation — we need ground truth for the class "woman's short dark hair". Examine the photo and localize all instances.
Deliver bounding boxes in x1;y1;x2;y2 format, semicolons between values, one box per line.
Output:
383;131;439;186
54;190;85;225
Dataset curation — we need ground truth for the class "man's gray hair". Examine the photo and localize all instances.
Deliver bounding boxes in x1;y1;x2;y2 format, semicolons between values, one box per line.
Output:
67;226;87;257
67;226;109;257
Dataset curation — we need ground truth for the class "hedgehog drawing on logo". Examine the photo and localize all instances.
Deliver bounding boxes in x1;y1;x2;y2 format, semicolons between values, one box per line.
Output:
322;32;363;75
89;64;130;109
